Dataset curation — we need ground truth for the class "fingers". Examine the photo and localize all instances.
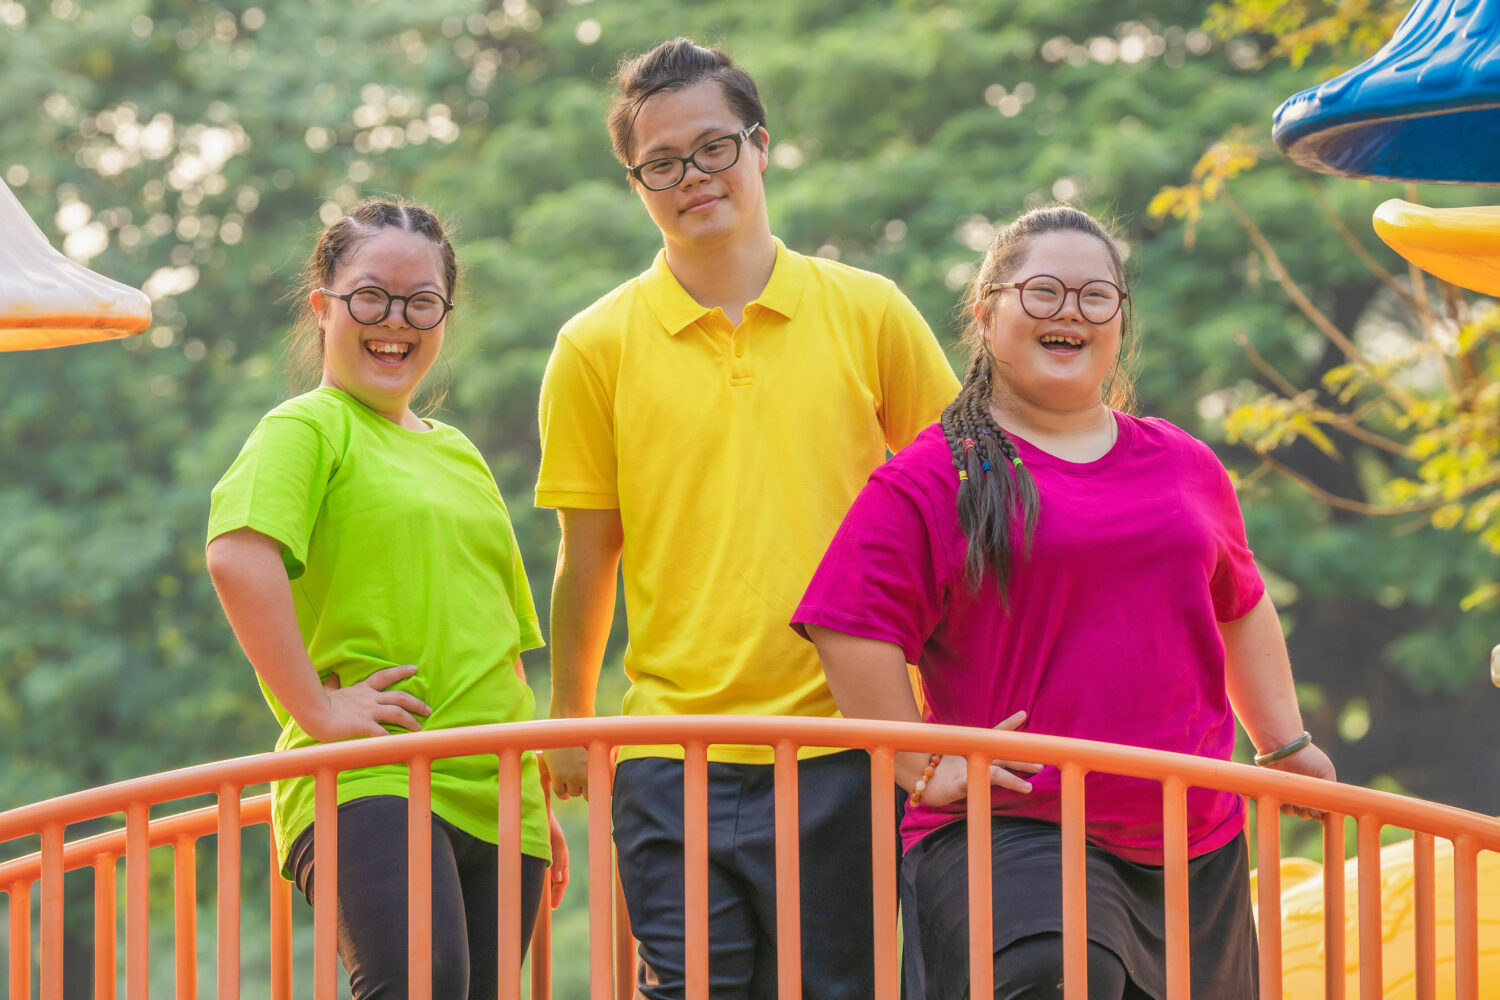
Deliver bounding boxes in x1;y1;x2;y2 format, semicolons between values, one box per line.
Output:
995;759;1044;774
988;763;1034;794
991;709;1028;732
362;663;419;690
322;673;341;691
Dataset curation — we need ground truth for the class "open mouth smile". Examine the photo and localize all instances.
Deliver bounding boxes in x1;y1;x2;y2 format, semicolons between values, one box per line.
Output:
365;339;413;365
1039;334;1085;353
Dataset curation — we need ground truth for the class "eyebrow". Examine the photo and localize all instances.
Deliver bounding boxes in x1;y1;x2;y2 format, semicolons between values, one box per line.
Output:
347;273;441;292
641;125;738;159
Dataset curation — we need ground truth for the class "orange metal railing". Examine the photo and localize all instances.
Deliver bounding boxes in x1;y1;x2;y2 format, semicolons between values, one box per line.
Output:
2;716;1498;999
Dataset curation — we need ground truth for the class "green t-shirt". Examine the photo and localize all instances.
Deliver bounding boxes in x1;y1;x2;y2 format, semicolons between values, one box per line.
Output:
208;387;549;870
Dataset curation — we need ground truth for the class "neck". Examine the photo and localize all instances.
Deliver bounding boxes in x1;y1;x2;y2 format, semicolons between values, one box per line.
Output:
663;226;777;326
990;393;1113;440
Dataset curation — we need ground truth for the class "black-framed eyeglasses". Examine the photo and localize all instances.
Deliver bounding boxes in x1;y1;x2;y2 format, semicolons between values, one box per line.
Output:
983;275;1127;324
627;123;761;191
318;286;452;330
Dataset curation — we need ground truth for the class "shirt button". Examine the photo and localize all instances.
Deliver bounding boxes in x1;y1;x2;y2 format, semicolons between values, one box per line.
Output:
734;345;745;357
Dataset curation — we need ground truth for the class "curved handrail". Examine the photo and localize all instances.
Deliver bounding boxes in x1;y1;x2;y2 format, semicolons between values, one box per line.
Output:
1;716;1497;847
4;716;1498;1000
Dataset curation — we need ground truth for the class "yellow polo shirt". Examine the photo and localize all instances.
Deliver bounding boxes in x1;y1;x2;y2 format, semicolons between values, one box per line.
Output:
537;239;959;763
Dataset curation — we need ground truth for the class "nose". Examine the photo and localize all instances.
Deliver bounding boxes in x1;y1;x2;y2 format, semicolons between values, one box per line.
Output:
1053;288;1085;321
679;157;712;186
381;297;412;328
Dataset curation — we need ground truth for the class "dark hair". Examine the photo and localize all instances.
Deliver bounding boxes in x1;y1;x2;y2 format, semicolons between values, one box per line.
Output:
288;198;459;410
941;203;1137;596
605;37;767;166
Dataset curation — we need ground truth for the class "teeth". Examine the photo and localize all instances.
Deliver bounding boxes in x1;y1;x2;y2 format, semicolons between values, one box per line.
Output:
368;342;410;355
1040;335;1083;347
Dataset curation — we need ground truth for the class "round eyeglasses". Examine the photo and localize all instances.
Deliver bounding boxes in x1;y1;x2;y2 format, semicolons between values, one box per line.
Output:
983;275;1127;324
627;123;761;191
318;286;452;331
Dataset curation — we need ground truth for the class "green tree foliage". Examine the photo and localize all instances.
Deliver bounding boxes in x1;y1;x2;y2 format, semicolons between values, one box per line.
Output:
3;0;1496;994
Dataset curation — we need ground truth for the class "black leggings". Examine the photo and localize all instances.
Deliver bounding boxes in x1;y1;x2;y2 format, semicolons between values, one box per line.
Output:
286;796;547;1000
989;934;1149;1000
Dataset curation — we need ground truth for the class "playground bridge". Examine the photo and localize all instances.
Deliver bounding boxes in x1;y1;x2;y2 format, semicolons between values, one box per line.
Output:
2;715;1497;999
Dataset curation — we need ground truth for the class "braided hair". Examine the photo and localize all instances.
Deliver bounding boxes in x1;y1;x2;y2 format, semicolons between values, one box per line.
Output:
942;203;1136;596
287;198;459;408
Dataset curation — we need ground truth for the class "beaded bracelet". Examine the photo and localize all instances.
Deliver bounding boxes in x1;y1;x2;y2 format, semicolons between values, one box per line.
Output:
1254;730;1312;766
909;753;942;805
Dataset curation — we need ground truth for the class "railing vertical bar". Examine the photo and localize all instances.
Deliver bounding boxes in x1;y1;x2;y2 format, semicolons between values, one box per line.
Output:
94;854;118;1000
1161;777;1190;1000
126;801;150;1000
1412;831;1435;1000
869;747;899;1000
1322;813;1346;1000
408;756;433;1000
613;856;634;1000
268;830;292;1000
1255;796;1282;1000
773;740;802;1000
1060;763;1087;1000
1356;815;1382;1000
41;821;65;998
683;741;710;1000
216;786;241;1000
966;753;994;999
499;750;525;998
173;835;197;1000
585;741;614;1000
1453;836;1479;1000
313;767;339;1000
9;879;32;1000
531;866;552;1000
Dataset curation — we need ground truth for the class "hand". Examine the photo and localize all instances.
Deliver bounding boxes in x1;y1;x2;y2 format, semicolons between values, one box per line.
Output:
544;746;591;801
546;810;569;909
904;710;1043;808
301;664;431;742
1264;741;1337;821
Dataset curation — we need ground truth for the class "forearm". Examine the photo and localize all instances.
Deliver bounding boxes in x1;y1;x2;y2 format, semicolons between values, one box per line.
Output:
547;511;622;719
207;532;328;729
1221;592;1307;752
805;625;933;789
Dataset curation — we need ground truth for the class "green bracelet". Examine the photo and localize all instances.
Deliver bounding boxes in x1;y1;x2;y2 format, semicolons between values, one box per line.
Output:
1254;731;1312;767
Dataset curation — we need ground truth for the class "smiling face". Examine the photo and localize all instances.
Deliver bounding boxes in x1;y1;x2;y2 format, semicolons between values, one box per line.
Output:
627;79;769;252
980;229;1124;414
312;226;448;427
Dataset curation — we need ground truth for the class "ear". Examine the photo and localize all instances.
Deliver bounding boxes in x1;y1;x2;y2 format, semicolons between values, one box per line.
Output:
755;126;770;172
309;287;327;317
973;299;990;327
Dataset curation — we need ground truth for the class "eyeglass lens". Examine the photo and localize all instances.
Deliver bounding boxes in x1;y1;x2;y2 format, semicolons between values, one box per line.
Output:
346;287;448;329
1020;277;1122;323
637;133;744;190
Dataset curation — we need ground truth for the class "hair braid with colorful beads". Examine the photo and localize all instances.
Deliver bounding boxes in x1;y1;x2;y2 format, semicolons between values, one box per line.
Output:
942;203;1136;596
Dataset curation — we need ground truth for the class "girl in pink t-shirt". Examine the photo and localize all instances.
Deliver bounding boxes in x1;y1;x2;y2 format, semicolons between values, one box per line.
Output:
793;204;1335;1000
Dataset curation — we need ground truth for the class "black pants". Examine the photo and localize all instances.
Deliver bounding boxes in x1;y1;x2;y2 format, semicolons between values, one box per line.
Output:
612;750;897;1000
286;796;547;1000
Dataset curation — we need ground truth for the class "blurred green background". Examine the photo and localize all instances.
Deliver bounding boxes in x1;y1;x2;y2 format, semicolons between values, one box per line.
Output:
2;0;1497;995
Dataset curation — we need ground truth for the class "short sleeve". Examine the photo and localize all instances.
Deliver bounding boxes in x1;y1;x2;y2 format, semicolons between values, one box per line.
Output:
875;286;960;453
1206;461;1265;622
499;497;545;652
207;415;338;578
536;334;619;509
791;469;947;664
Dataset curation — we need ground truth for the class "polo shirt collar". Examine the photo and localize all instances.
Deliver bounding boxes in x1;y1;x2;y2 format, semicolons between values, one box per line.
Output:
641;237;810;336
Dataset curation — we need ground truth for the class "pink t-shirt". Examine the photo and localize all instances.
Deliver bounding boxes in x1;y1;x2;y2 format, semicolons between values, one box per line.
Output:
792;415;1264;864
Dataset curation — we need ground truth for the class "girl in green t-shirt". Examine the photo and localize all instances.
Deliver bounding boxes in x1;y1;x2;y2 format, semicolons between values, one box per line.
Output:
207;199;566;998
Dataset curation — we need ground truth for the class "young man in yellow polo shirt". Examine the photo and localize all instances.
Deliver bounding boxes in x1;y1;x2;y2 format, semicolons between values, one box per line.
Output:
536;38;958;999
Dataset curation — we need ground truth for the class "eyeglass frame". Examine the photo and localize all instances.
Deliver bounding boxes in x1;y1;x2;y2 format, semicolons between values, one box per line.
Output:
316;286;453;331
982;275;1128;324
626;122;762;191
